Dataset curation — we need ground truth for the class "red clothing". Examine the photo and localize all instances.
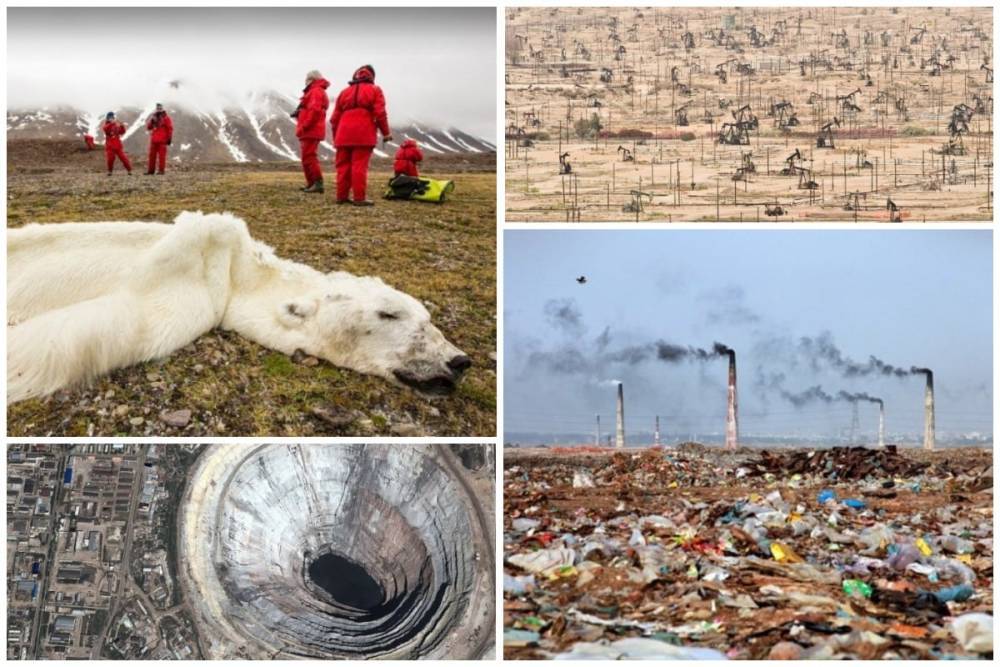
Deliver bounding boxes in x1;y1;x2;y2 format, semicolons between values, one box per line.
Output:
106;146;132;173
147;143;167;174
299;138;322;185
393;139;423;177
329;67;390;147
335;146;374;202
102;121;127;149
296;79;330;140
146;111;173;143
101;121;131;172
84;134;96;150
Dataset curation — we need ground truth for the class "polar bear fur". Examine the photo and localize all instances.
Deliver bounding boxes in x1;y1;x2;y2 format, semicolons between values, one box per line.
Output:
8;211;470;404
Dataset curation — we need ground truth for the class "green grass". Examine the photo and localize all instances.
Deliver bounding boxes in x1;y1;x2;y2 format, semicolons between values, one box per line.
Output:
7;162;497;437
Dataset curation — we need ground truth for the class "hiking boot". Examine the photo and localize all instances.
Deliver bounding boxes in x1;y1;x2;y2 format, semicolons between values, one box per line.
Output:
352;199;375;207
335;199;351;205
145;171;155;176
302;179;324;194
156;172;165;176
107;172;113;177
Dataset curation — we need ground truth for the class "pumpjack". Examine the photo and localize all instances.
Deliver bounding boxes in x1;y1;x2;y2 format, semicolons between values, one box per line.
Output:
559;152;572;175
623;189;652;214
675;102;691;126
886;198;901;222
780;149;804;176
765;201;786;217
617;145;634;162
982;63;993;83
817;117;840;149
837;88;862;114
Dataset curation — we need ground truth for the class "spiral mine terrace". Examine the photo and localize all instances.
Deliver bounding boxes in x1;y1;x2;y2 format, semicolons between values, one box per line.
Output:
177;444;494;659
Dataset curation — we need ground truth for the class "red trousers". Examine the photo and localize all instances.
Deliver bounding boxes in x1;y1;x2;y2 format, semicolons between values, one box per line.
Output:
85;135;96;150
105;146;132;172
299;138;322;185
147;142;168;173
335;146;374;202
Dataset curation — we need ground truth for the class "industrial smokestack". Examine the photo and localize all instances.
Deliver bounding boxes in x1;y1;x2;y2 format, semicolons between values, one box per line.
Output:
595;414;601;447
849;401;860;444
877;400;885;449
615;382;625;449
922;370;935;450
654;415;661;447
725;350;739;450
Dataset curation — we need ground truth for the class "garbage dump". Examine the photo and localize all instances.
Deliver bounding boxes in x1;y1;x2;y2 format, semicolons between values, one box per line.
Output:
503;445;993;660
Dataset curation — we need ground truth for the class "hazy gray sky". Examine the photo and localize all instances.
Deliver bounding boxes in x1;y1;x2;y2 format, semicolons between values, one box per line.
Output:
7;7;496;136
504;230;993;442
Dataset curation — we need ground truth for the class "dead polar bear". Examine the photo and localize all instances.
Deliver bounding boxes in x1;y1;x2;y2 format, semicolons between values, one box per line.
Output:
7;211;472;404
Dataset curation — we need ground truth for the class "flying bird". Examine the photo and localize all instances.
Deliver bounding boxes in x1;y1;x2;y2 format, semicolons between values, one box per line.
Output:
576;276;587;284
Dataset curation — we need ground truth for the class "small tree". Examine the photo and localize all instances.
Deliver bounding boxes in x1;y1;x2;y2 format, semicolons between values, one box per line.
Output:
574;113;603;139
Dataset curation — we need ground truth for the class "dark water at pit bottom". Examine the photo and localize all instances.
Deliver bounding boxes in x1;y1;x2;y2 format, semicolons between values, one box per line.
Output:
308;553;384;610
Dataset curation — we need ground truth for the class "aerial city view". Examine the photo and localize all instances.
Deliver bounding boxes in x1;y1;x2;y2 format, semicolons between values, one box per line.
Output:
6;443;495;660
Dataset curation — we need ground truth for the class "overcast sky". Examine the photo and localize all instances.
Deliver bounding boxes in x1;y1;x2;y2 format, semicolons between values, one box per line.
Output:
504;230;993;443
7;7;496;136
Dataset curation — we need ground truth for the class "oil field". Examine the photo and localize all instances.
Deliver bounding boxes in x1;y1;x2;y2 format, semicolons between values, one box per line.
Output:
505;7;993;222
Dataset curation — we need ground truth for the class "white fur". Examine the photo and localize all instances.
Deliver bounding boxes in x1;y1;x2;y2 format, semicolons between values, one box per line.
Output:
7;211;467;403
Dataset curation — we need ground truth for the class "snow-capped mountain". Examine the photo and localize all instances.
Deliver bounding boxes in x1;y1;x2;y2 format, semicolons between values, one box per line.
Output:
7;89;496;163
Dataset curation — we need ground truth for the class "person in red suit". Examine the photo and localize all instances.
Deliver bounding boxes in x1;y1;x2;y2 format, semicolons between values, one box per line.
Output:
84;134;96;150
101;112;132;176
145;103;173;175
329;65;392;205
294;70;330;193
393;139;424;178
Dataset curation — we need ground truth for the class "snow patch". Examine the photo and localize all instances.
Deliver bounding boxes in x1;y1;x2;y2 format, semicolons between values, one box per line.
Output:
425;133;460;153
443;129;482;153
405;133;445;154
240;103;298;160
215;112;248;162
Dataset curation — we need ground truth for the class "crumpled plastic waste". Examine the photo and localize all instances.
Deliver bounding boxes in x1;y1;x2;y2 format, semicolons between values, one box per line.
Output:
554;638;727;660
504;444;992;660
949;613;992;653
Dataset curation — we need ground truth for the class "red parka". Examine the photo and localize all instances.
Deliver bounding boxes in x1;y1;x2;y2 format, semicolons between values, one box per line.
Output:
329;67;390;147
296;78;330;140
393;139;424;176
146;111;173;144
102;121;127;149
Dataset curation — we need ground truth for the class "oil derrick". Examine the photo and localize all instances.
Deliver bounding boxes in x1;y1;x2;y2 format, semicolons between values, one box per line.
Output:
559;152;572;175
623;189;652;213
716;59;736;84
748;25;770;48
817;117;841;149
837;89;863;116
675;101;691;126
796;166;819;190
718;105;757;145
780;148;804;175
886;198;902;222
773;101;799;129
941;103;974;155
617;145;634;162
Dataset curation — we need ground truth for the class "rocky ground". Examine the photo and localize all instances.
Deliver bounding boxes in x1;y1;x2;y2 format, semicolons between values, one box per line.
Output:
503;444;993;659
7;139;497;437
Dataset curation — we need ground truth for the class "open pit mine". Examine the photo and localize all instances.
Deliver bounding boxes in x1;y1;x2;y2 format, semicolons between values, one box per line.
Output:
178;443;495;660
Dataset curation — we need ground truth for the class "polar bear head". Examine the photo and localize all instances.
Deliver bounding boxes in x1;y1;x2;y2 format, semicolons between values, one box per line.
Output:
276;272;471;396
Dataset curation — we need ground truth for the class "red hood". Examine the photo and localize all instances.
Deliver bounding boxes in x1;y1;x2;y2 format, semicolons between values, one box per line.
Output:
351;67;375;84
306;78;330;91
401;139;417;148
